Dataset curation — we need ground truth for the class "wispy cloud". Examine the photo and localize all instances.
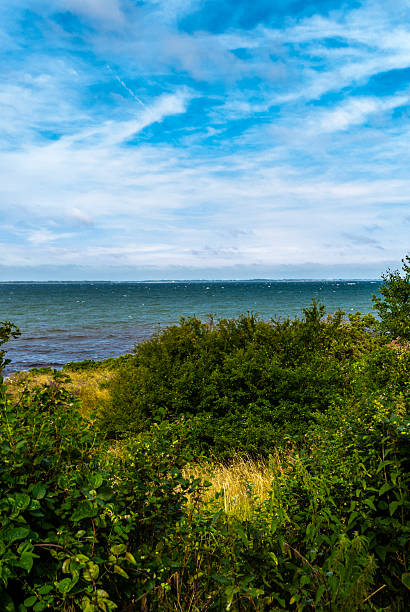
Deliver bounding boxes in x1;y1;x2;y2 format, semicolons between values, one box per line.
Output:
316;94;410;132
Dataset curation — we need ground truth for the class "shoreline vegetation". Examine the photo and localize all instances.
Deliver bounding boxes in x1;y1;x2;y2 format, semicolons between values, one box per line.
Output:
0;258;409;610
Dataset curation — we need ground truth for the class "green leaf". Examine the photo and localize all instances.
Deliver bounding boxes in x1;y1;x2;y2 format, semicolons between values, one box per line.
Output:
13;494;31;513
17;541;33;555
389;500;401;516
89;474;103;489
0;593;15;612
113;565;129;579
225;585;239;605
83;563;99;581
27;499;41;511
4;527;30;543
347;512;359;527
267;551;277;566
96;486;113;501
37;585;53;595
315;585;326;606
71;501;97;522
363;497;376;511
110;544;126;556
376;459;394;474
378;482;393;496
401;573;410;590
31;484;46;500
125;552;137;565
18;553;34;572
57;578;74;594
23;597;37;608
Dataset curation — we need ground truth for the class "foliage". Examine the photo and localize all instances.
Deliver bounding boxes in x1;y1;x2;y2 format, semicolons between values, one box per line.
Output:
0;275;408;611
61;355;132;372
1;370;408;610
0;372;210;611
0;321;20;377
101;303;380;456
372;255;410;339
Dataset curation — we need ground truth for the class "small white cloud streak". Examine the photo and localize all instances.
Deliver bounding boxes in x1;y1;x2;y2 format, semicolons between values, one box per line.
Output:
27;229;74;245
106;65;147;108
68;207;94;226
314;94;409;132
54;0;125;26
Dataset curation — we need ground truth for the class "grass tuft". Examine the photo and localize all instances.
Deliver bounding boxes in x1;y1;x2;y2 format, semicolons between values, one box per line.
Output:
184;454;289;519
6;368;113;417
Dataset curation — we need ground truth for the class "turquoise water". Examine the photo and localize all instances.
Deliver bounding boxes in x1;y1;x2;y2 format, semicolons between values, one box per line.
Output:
0;280;381;373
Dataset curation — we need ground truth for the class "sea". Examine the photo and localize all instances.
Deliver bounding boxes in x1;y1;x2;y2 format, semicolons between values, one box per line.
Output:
0;280;381;374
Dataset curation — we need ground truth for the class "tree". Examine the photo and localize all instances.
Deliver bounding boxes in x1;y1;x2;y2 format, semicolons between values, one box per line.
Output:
0;321;20;378
372;255;410;340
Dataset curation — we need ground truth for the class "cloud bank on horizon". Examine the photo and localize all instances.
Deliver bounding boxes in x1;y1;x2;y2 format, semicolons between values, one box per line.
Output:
0;0;409;279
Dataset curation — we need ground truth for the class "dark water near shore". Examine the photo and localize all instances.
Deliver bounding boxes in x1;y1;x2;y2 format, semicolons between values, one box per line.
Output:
0;280;381;373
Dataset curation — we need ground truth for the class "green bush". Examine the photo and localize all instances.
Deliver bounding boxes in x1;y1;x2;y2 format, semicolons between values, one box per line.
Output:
0;316;408;610
0;321;20;377
101;304;380;457
303;393;410;609
62;355;132;372
372;255;410;339
0;374;208;610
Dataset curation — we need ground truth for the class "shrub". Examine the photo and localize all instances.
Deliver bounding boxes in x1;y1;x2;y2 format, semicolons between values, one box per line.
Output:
372;254;410;340
0;374;207;610
0;318;408;610
101;304;380;457
0;321;20;377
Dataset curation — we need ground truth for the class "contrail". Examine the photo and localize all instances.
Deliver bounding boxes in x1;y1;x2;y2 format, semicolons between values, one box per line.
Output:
106;64;147;109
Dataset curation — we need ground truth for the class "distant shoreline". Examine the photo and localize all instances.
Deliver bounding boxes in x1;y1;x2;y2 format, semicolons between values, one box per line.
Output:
0;279;382;284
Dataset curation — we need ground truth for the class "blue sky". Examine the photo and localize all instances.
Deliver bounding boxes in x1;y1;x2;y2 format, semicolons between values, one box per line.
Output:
0;0;409;280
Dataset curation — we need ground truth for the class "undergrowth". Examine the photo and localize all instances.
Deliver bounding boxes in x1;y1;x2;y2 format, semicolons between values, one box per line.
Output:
0;260;409;610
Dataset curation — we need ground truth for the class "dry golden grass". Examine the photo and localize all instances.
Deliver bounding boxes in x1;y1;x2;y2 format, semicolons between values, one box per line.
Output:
184;454;287;519
6;368;113;417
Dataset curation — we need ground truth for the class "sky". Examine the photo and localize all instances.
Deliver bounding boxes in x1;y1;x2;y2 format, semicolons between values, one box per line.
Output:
0;0;409;280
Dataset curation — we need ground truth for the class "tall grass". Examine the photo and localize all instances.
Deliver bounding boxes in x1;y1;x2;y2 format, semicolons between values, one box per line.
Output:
184;453;291;519
6;368;113;417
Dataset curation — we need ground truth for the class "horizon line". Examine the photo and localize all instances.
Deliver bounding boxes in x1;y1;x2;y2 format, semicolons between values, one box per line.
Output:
0;278;382;283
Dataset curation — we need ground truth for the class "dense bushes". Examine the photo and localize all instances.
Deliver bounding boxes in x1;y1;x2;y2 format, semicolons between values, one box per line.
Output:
0;373;211;610
101;303;382;456
1;260;409;610
1;365;409;610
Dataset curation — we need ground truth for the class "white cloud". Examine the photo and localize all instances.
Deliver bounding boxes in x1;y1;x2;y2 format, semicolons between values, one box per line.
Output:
55;0;125;26
256;5;410;104
68;207;94;226
317;95;409;132
1;119;409;271
146;0;202;23
27;228;73;245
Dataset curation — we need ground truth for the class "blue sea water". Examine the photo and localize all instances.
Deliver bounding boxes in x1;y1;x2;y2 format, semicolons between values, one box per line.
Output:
0;280;381;374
